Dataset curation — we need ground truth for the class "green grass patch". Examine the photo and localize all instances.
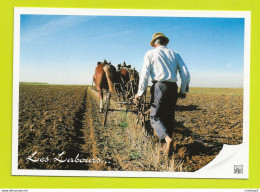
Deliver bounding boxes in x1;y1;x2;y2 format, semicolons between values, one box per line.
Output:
128;152;141;160
119;122;128;127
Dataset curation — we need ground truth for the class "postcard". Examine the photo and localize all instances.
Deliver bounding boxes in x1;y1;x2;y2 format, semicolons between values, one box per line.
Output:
12;7;250;178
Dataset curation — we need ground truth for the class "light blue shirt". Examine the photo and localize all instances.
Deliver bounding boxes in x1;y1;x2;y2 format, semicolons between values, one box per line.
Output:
137;45;190;96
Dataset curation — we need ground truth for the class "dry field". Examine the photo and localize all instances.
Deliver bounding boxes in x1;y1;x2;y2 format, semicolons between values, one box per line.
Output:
18;84;243;172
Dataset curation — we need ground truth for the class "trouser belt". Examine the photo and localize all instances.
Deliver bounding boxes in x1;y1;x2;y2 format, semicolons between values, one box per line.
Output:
152;81;177;85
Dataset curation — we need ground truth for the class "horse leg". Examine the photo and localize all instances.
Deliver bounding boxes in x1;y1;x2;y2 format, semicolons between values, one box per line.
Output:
103;65;115;93
99;89;104;113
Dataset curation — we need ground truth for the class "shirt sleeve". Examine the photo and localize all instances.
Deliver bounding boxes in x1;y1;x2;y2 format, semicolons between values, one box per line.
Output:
177;53;190;93
137;52;151;96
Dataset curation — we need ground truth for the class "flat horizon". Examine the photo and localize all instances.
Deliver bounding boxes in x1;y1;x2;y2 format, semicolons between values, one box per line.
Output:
19;81;244;89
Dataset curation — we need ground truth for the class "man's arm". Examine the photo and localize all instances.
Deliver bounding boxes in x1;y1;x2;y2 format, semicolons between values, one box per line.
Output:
136;52;152;97
177;53;190;96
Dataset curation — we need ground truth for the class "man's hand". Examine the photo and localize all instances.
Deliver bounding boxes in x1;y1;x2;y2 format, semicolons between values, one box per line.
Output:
178;92;186;99
134;94;141;104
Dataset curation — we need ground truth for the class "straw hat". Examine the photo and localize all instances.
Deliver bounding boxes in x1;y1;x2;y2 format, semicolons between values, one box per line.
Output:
150;32;169;47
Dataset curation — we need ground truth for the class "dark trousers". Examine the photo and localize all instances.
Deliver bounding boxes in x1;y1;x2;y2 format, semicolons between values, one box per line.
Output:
150;81;178;140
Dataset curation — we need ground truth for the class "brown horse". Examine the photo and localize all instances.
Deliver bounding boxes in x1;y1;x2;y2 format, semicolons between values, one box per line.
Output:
115;62;139;100
93;60;139;112
127;67;139;98
93;60;116;112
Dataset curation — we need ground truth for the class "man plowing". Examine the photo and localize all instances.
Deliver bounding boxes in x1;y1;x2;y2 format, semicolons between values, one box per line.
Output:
135;32;190;154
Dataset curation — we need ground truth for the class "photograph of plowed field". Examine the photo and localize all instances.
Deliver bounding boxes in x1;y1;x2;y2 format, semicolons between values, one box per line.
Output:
18;84;243;172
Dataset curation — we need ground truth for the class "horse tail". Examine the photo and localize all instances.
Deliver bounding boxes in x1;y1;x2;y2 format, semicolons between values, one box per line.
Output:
103;64;115;93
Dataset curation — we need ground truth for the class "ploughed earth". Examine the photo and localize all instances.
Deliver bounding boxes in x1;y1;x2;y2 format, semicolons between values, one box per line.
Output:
18;85;243;172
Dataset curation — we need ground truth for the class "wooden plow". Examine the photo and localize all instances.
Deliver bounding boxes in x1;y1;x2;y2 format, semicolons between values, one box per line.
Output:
102;91;150;127
92;66;150;127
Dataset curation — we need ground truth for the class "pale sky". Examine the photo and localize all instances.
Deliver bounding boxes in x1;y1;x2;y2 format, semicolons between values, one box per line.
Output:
20;15;244;87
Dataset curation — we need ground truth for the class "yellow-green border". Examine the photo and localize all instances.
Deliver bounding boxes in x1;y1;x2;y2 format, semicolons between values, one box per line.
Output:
1;0;259;189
